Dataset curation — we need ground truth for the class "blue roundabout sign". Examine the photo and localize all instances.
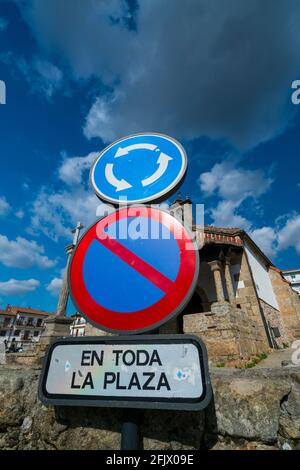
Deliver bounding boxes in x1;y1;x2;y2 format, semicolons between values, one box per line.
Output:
90;133;187;205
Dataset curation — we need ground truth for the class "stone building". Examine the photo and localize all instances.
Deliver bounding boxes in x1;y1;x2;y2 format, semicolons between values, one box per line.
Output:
69;313;85;337
69;312;104;337
170;198;300;364
0;305;50;350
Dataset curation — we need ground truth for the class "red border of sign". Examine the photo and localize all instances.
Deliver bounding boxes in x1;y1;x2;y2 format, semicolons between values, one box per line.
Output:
68;207;199;334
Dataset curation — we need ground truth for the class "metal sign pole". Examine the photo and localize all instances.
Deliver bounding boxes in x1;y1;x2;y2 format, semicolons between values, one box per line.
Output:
121;408;140;450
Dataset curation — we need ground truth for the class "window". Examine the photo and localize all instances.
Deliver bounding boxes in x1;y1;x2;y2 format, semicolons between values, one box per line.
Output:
23;330;30;340
27;317;34;326
3;318;11;327
36;319;43;327
291;274;296;280
17;316;25;326
33;331;39;337
14;330;20;337
0;330;6;337
272;327;281;338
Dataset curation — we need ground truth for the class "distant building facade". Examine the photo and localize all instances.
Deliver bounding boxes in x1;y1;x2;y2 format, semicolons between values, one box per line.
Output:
70;312;104;337
0;305;50;349
70;312;85;337
282;269;300;296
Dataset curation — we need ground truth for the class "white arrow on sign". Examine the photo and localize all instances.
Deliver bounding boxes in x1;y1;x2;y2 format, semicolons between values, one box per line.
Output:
141;152;173;187
115;143;158;158
105;163;132;192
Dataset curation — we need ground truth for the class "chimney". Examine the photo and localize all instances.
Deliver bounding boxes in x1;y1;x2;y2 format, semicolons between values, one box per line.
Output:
170;195;193;230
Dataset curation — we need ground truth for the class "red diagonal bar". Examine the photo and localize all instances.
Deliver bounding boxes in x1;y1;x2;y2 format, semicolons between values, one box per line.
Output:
96;231;173;294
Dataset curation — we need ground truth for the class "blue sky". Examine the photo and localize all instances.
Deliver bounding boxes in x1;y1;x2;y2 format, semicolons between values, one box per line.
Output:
0;0;300;314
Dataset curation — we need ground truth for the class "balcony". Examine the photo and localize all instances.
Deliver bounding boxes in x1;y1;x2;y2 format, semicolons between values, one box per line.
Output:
15;321;44;328
0;323;13;329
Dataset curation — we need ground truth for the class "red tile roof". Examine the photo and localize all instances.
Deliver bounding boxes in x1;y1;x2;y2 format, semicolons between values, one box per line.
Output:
204;225;243;236
0;305;51;317
195;224;273;266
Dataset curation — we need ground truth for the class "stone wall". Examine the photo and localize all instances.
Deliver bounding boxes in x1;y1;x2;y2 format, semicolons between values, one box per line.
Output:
269;267;300;340
0;364;300;450
260;299;289;348
183;302;269;365
235;251;270;347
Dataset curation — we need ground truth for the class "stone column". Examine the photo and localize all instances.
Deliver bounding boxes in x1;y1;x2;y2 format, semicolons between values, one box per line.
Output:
56;221;84;317
56;243;74;317
40;222;84;351
225;257;236;305
208;260;225;302
40;243;74;351
40;315;73;347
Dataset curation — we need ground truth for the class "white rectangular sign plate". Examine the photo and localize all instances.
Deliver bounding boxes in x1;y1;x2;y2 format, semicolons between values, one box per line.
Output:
39;335;211;411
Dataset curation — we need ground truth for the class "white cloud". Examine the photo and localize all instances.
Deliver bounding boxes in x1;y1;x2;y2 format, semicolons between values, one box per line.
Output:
0;197;11;216
277;214;300;254
19;0;300;149
29;152;105;241
16;210;25;219
0;18;8;32
0;53;63;99
248;214;300;260
30;186;101;240
21;0;134;82
198;160;300;262
0;234;56;269
249;226;278;258
58;152;98;185
46;277;63;296
0;279;40;296
199;161;273;203
199;160;273;228
34;58;63;96
210;200;251;230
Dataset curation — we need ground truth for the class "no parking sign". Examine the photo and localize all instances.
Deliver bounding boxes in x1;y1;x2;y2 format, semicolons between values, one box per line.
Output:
68;206;199;334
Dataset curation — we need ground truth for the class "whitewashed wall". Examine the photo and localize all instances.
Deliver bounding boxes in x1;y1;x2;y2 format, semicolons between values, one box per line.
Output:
245;244;279;310
283;271;300;283
283;271;300;295
231;263;244;294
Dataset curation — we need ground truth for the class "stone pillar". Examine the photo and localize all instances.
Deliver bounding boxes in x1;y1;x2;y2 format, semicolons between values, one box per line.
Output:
224;257;236;305
40;222;84;352
40;315;73;347
56;221;84;317
208;260;225;302
56;244;74;317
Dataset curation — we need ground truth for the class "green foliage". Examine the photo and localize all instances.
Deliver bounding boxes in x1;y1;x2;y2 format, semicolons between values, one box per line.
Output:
216;362;225;368
244;352;268;369
256;352;267;360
